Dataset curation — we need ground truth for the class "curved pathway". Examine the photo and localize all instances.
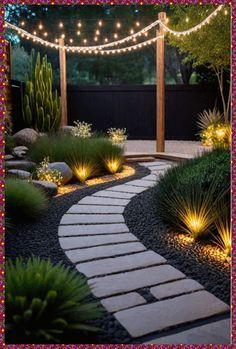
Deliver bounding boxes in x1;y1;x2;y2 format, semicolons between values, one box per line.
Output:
58;160;230;344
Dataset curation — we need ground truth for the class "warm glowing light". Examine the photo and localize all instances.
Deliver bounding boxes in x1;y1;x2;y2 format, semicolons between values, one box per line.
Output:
55;39;58;43
59;22;64;28
78;22;82;28
98;20;103;26
114;33;118;39
73;164;94;183
214;219;231;257
38;24;43;30
21;21;25;26
116;22;121;28
105;159;122;174
104;37;108;42
33;31;37;35
96;29;100;35
61;34;65;39
83;39;87;44
77;30;81;35
224;9;228;15
187;214;204;235
136;21;140;27
69;38;73;43
186;17;189;23
44;32;48;37
94;36;98;41
130;28;134;34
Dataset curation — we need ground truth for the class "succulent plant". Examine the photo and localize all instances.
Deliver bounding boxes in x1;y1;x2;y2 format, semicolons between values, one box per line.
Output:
6;257;104;343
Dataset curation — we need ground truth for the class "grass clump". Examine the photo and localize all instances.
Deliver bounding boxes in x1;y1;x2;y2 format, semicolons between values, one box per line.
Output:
6;257;104;343
153;148;230;240
5;178;48;220
28;135;125;182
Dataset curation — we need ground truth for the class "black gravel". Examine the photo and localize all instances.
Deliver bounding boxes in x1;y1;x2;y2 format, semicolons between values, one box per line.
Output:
6;163;149;344
124;185;231;306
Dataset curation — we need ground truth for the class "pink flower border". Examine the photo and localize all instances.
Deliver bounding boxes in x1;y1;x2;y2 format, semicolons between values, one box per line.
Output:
1;0;234;347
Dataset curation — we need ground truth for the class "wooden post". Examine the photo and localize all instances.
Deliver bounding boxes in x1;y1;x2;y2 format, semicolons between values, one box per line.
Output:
59;38;68;126
156;12;166;153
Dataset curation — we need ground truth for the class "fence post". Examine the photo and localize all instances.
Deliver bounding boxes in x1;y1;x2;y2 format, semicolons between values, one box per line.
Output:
59;38;68;126
156;12;166;152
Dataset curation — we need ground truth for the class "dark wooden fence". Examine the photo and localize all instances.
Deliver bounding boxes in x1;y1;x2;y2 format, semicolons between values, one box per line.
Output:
11;81;220;140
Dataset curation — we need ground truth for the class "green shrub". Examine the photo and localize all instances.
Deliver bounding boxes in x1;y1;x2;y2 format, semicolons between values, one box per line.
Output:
28;135;125;181
36;157;63;186
6;257;104;343
153;148;230;239
5;178;48;220
5;134;15;154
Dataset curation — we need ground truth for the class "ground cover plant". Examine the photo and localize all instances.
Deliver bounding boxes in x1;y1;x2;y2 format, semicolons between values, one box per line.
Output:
6;257;104;343
5;178;48;220
153;148;230;247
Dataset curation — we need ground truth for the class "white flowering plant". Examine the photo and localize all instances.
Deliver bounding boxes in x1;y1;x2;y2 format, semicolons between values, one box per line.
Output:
107;128;127;145
36;157;63;186
71;121;93;138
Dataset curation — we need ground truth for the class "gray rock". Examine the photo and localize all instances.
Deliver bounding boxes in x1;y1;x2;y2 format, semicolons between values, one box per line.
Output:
67;204;125;214
60;125;74;134
58;223;129;236
5;155;15;161
32;180;57;197
48;162;73;185
115;291;229;338
7;169;31;179
12;150;27;159
79;196;129;206
60;213;125;225
5;160;36;172
13;146;29;152
13;128;39;147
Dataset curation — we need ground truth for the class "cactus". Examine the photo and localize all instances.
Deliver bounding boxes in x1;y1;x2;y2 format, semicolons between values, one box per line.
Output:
23;50;61;133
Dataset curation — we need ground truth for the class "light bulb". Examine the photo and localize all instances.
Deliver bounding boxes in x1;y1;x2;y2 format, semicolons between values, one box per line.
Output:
224;9;228;15
59;22;63;28
116;22;121;28
55;39;58;43
98;20;102;26
96;29;100;35
130;29;134;34
21;21;25;26
78;22;82;28
186;17;189;23
33;31;37;35
61;34;65;39
104;38;108;42
83;39;87;44
114;33;118;39
39;24;43;30
69;38;73;43
44;32;48;37
94;36;98;41
77;30;81;35
136;21;140;27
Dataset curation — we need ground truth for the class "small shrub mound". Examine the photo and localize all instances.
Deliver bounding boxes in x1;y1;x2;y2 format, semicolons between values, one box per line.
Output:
6;257;104;343
153;148;230;240
5;178;48;220
28;135;124;182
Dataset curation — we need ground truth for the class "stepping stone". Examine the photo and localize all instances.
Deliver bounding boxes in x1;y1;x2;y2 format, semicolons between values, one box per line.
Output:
150;279;204;300
79;196;129;206
144;318;230;344
147;164;172;170
76;250;166;278
142;174;158;182
60;233;137;250
126;179;155;188
60;214;124;225
65;242;147;263
88;265;185;298
58;223;129;236
93;190;135;199
139;161;170;167
67;205;125;214
107;185;146;194
114;291;230;338
101;293;146;313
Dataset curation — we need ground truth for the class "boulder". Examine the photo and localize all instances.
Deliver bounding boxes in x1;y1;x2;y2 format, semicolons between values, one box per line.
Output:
48;162;73;185
32;180;58;197
60;126;74;134
7;169;31;179
5;155;15;161
13;128;39;147
5;160;36;172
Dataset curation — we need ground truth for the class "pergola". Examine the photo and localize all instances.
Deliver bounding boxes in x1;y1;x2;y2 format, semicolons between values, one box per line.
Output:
5;5;223;152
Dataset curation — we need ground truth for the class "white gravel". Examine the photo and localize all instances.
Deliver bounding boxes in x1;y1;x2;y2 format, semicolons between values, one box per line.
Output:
125;140;207;157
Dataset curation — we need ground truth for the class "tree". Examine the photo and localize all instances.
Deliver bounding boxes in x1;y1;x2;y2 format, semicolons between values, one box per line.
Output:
167;5;230;121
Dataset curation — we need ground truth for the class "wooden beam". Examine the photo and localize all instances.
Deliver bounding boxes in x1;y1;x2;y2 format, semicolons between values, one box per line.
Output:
59;38;68;126
156;12;166;153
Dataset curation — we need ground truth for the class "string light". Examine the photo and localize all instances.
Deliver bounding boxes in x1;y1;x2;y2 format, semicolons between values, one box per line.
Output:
77;30;81;35
130;29;134;34
116;22;121;29
186;17;189;23
94;36;98;41
55;39;58;43
69;38;73;43
98;20;102;26
44;32;48;37
5;5;223;55
78;22;82;28
224;9;228;15
136;21;140;27
33;31;37;35
59;22;64;28
61;34;65;39
20;21;25;26
96;29;100;35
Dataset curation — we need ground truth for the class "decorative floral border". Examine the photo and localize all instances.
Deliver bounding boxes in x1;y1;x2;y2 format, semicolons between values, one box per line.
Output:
0;0;234;347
